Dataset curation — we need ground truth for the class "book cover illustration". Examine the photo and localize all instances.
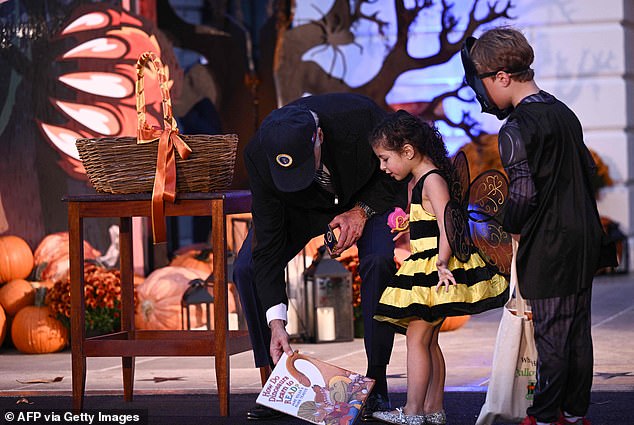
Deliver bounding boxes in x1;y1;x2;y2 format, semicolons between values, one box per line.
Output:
256;351;375;424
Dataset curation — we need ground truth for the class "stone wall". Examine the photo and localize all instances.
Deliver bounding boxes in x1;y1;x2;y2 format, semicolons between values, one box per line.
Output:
515;0;633;269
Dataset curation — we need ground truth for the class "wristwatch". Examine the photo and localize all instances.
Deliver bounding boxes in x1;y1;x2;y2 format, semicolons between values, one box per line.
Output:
355;201;376;219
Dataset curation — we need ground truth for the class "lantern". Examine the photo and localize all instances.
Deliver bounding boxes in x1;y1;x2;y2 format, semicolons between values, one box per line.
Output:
181;278;214;330
303;248;353;343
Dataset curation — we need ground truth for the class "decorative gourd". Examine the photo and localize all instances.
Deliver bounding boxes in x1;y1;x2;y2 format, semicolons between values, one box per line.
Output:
0;235;34;283
33;232;101;283
440;315;470;332
0;305;6;346
0;279;35;316
169;246;213;275
11;287;68;354
135;267;209;330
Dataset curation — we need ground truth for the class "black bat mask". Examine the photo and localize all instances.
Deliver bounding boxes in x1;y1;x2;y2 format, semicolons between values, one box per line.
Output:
461;36;514;120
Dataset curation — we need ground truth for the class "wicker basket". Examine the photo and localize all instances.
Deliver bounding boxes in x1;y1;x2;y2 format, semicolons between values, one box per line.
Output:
76;51;238;195
76;134;238;194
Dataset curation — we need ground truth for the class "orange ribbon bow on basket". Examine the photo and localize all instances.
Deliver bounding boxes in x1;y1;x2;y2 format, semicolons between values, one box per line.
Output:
135;51;192;243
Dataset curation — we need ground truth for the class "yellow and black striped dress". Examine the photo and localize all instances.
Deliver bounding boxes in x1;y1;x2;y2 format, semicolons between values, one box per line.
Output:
374;170;509;332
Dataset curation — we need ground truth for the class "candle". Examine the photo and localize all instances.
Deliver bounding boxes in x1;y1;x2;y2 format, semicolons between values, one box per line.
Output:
229;313;239;331
286;298;299;335
316;306;336;341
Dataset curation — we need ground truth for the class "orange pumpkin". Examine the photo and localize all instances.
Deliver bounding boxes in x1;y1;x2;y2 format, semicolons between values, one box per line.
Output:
11;287;68;354
0;235;34;283
0;279;35;316
440;315;470;332
33;232;101;282
169;247;213;275
0;305;6;346
135;267;210;330
135;266;239;331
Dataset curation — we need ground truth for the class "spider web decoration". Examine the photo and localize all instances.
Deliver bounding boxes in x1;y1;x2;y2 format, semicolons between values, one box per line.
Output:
444;151;512;276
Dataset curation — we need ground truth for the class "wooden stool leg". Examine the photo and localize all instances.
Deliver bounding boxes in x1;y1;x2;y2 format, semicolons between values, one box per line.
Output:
215;353;230;416
122;357;135;401
72;356;86;412
212;198;230;416
119;217;135;401
69;203;86;412
260;365;272;386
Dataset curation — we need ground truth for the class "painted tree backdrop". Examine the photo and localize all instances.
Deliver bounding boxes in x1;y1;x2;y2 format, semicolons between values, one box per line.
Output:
9;0;626;258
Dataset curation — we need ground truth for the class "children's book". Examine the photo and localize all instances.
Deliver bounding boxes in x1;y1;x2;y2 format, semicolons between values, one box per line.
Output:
256;351;375;424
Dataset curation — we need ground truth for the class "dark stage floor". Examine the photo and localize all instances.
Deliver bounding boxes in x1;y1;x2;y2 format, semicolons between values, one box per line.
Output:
1;391;630;425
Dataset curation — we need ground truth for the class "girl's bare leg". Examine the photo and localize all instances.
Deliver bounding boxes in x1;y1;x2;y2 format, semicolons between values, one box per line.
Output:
424;322;446;413
403;319;434;415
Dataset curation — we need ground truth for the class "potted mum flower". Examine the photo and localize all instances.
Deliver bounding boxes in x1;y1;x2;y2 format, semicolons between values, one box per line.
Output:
46;262;130;335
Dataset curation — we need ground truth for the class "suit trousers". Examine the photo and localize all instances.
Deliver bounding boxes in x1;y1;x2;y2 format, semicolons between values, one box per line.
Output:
233;211;396;369
527;288;593;422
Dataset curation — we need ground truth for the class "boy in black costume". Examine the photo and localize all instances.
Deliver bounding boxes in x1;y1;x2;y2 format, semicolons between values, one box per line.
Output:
462;27;606;425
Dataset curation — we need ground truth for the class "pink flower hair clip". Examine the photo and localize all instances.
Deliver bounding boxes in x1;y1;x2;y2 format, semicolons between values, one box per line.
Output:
387;207;409;233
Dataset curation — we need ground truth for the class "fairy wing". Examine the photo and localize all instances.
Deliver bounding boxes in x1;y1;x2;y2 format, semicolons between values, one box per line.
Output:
444;199;472;262
450;150;470;209
444;151;473;262
467;170;513;276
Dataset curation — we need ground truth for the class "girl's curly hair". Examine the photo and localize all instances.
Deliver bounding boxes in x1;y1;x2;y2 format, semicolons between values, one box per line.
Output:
369;110;454;182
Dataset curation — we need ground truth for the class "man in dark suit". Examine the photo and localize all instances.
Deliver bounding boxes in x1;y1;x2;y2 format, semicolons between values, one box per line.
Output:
234;93;404;421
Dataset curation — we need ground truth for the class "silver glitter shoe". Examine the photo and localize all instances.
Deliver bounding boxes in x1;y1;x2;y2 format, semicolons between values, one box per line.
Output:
372;407;425;425
424;410;446;425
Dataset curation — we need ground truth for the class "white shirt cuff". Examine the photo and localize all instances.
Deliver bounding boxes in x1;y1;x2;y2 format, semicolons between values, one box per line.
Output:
266;303;288;327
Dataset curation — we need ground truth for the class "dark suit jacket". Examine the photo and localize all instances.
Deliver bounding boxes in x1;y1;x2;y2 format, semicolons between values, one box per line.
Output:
244;93;404;311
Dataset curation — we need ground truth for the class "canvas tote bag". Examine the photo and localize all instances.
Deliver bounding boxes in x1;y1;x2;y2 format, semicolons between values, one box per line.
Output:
476;239;537;425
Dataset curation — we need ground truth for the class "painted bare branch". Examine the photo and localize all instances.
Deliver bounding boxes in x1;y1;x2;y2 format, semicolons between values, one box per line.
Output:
364;0;514;96
273;0;514;138
352;0;390;37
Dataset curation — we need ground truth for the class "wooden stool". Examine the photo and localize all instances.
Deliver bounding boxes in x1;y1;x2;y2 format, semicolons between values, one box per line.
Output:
65;191;252;416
